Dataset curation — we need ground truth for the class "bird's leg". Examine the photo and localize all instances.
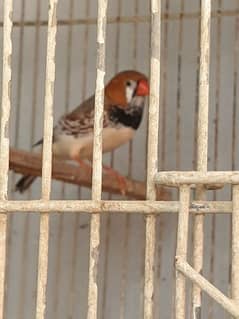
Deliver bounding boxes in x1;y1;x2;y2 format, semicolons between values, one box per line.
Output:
72;156;92;177
102;164;127;195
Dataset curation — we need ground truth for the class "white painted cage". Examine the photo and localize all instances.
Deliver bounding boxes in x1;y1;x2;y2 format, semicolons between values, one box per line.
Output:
0;0;239;318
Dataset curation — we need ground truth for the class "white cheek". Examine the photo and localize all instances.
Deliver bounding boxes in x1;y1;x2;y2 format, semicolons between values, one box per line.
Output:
126;86;134;103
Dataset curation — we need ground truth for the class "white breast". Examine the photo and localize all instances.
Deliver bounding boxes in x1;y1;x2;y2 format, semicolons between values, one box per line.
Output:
52;127;135;161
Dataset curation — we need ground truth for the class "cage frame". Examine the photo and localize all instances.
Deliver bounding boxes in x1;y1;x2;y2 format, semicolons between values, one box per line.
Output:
1;0;239;318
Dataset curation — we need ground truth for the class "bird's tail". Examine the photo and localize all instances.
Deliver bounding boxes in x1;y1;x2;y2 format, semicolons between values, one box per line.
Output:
15;137;44;193
15;175;37;193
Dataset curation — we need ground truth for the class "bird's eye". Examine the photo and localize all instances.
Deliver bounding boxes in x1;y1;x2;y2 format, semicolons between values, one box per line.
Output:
126;81;131;87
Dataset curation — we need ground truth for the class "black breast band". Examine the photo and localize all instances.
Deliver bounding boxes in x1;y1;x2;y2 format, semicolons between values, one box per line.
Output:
109;106;143;130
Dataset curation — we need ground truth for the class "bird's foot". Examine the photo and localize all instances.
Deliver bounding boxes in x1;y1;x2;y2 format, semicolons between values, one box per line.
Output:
103;165;127;196
72;156;92;176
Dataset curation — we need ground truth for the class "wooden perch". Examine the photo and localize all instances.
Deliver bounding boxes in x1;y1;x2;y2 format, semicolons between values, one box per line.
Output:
9;148;171;200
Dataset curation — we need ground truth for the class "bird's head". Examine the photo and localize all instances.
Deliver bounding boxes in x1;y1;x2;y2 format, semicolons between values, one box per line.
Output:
105;70;149;109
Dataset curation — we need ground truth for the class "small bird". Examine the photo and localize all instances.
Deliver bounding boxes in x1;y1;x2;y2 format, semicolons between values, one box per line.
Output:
15;70;149;193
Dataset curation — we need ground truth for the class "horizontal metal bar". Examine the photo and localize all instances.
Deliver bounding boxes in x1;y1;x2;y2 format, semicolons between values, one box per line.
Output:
176;258;239;318
0;9;238;28
155;171;239;186
0;200;233;214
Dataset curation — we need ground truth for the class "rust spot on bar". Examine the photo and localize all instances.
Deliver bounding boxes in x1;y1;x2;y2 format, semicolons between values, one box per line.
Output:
190;203;208;211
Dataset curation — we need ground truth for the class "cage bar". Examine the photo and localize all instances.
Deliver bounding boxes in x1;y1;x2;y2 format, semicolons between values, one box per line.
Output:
0;1;13;198
208;2;222;315
41;0;58;199
176;259;239;318
175;0;184;170
0;0;13;316
87;1;108;319
232;185;239;303
1;0;239;318
192;0;211;316
144;0;161;318
175;185;190;319
155;171;239;186
35;0;58;318
0;199;236;214
232;17;239;171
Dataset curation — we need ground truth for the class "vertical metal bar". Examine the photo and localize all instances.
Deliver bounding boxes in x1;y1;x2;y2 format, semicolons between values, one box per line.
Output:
231;14;239;319
119;1;139;317
176;0;185;170
191;6;201;316
213;0;222;179
91;6;107;200
197;1;211;173
0;0;13;316
192;7;201;171
41;0;58;200
102;0;121;317
87;1;108;319
144;0;161;318
36;0;58;318
0;1;13;198
144;215;156;319
161;0;170;171
192;0;211;317
142;2;151;316
175;185;190;319
175;4;185;313
232;17;239;172
209;1;222;316
36;214;49;319
232;185;239;303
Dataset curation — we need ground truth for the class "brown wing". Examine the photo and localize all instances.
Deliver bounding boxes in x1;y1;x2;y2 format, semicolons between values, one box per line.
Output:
66;95;95;120
54;95;110;138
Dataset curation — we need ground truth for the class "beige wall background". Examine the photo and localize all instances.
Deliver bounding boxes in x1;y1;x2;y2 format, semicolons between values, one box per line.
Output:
0;0;239;318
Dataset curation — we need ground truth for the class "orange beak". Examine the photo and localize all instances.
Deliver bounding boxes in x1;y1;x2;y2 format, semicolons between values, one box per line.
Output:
136;79;149;96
